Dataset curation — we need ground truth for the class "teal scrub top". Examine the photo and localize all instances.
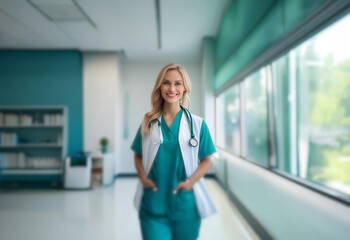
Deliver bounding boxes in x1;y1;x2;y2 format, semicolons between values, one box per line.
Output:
131;109;216;221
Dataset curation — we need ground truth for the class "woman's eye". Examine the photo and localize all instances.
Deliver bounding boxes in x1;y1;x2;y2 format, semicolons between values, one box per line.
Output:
175;83;182;86
163;82;170;85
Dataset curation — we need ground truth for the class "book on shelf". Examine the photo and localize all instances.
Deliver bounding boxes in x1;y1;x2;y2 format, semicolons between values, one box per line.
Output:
17;152;26;168
0;153;5;168
0;113;63;127
0;112;3;126
57;133;63;144
0;132;18;146
19;114;33;126
27;156;60;168
44;113;63;126
0;152;17;168
4;114;19;126
0;152;60;169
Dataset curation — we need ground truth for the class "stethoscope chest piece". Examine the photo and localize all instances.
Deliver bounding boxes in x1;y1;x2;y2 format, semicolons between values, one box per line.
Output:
189;137;198;147
149;106;198;147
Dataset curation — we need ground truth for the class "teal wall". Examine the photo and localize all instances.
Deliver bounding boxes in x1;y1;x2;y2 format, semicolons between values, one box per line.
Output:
202;37;216;87
214;0;327;90
0;50;83;156
201;37;216;137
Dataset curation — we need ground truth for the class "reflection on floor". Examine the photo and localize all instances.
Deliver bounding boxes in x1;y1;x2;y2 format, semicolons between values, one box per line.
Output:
0;178;259;240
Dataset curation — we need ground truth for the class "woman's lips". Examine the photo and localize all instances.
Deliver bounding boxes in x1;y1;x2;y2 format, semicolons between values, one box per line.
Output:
166;93;177;98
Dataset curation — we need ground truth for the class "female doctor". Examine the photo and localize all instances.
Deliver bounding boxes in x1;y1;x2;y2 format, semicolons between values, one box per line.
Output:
131;63;216;240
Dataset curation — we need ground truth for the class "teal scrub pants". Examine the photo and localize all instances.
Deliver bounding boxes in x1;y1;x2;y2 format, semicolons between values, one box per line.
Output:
140;210;201;240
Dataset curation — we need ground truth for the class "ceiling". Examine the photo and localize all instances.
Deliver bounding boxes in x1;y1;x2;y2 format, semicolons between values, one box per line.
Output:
0;0;228;62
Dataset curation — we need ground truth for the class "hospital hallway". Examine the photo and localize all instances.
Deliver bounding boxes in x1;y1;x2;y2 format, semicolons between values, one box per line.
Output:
1;0;350;239
0;178;259;240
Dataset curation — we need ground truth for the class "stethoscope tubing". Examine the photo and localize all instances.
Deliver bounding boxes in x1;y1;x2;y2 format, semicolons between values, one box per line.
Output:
149;106;198;147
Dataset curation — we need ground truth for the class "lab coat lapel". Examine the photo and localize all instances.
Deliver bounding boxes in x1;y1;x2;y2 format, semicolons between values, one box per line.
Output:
144;116;162;174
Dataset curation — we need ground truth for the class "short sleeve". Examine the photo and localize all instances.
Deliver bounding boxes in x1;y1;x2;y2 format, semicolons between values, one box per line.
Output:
198;120;216;160
131;125;142;156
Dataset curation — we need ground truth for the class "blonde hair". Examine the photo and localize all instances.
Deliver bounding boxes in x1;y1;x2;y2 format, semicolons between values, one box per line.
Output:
141;63;191;135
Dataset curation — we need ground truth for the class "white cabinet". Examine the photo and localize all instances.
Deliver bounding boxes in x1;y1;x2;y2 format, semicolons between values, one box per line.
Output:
91;153;115;186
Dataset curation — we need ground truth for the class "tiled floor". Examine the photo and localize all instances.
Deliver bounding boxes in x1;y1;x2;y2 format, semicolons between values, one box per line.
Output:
0;178;259;240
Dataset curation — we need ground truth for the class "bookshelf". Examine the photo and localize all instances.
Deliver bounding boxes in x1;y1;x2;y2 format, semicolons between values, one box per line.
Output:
0;106;68;185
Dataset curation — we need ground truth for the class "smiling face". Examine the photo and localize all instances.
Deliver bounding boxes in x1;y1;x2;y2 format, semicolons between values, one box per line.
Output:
160;70;185;105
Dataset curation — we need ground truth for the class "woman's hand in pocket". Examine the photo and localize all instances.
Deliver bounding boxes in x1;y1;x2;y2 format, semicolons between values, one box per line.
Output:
142;178;158;192
173;180;193;194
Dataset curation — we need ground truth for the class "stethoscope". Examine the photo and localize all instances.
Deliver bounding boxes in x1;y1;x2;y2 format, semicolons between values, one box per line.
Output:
149;106;198;147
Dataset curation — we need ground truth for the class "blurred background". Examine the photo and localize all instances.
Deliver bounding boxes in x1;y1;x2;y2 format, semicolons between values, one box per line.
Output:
0;0;349;240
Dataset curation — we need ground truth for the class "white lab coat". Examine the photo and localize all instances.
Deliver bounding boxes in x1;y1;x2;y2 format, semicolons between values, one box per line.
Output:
134;111;217;219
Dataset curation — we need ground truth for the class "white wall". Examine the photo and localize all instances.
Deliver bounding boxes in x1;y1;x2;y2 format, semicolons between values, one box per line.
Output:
83;52;123;174
215;150;350;240
119;60;202;173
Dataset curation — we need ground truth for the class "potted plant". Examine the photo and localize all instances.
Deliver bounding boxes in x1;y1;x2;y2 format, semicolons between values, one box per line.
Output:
100;137;109;153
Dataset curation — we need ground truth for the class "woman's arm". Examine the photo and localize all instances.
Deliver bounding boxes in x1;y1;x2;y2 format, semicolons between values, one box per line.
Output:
173;155;211;192
134;153;157;191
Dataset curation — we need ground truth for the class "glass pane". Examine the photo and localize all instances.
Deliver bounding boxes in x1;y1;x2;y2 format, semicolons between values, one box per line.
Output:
216;84;240;155
272;55;292;172
243;69;269;164
296;14;350;195
272;13;350;196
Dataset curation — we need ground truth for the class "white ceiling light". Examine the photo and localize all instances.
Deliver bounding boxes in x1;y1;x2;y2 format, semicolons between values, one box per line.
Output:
27;0;96;27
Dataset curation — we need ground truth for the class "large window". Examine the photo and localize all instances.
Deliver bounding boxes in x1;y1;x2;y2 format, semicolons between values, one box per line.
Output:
216;84;240;155
273;14;350;195
216;13;350;198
